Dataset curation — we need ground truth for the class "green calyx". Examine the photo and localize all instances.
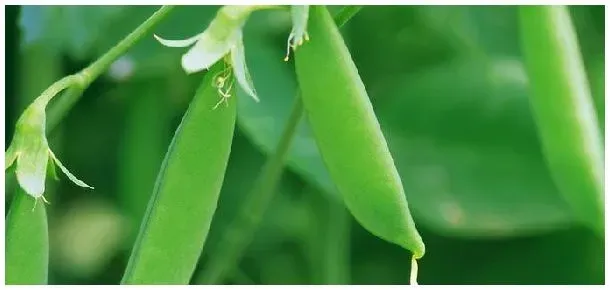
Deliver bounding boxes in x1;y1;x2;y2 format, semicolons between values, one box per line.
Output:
5;83;93;204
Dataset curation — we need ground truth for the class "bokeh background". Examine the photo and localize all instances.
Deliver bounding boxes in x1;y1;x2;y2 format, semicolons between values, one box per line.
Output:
5;5;605;285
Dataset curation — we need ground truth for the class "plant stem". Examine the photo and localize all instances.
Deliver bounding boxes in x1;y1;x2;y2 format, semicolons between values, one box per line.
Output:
195;6;363;284
36;75;80;106
320;197;350;284
44;5;176;132
304;187;350;284
197;97;304;284
82;6;175;86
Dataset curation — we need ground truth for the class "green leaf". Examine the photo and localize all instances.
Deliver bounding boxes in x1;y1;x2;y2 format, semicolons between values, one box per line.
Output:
458;6;521;57
374;58;574;236
343;6;469;85
415;227;603;284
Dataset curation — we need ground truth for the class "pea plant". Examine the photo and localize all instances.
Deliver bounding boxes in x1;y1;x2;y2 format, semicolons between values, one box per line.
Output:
5;5;604;285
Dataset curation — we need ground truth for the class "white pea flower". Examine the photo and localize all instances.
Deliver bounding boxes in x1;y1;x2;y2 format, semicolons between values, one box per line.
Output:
5;95;93;208
155;5;311;107
284;5;310;61
154;5;266;106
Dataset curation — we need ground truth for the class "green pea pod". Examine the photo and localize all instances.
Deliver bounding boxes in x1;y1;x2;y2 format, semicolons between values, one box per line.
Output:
294;5;425;262
519;6;604;235
6;191;49;285
121;62;237;284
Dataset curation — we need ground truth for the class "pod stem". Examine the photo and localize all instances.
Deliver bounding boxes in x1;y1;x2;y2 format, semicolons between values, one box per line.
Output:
320;195;351;284
302;186;351;284
410;257;419;285
41;6;175;132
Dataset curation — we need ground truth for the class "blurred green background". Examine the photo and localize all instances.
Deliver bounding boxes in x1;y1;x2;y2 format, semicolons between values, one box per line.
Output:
5;5;605;285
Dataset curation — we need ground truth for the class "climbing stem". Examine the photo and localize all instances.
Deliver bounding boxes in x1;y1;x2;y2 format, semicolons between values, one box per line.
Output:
197;97;304;284
42;5;176;132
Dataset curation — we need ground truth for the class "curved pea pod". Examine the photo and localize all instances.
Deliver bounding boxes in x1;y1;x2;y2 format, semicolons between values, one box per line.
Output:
121;62;237;284
294;6;425;260
519;6;604;235
6;191;49;284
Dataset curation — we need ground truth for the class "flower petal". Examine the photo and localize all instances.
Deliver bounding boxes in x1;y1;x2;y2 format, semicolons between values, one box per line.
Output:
290;5;310;46
181;30;233;74
154;33;202;48
230;32;259;102
49;149;94;190
15;139;49;197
